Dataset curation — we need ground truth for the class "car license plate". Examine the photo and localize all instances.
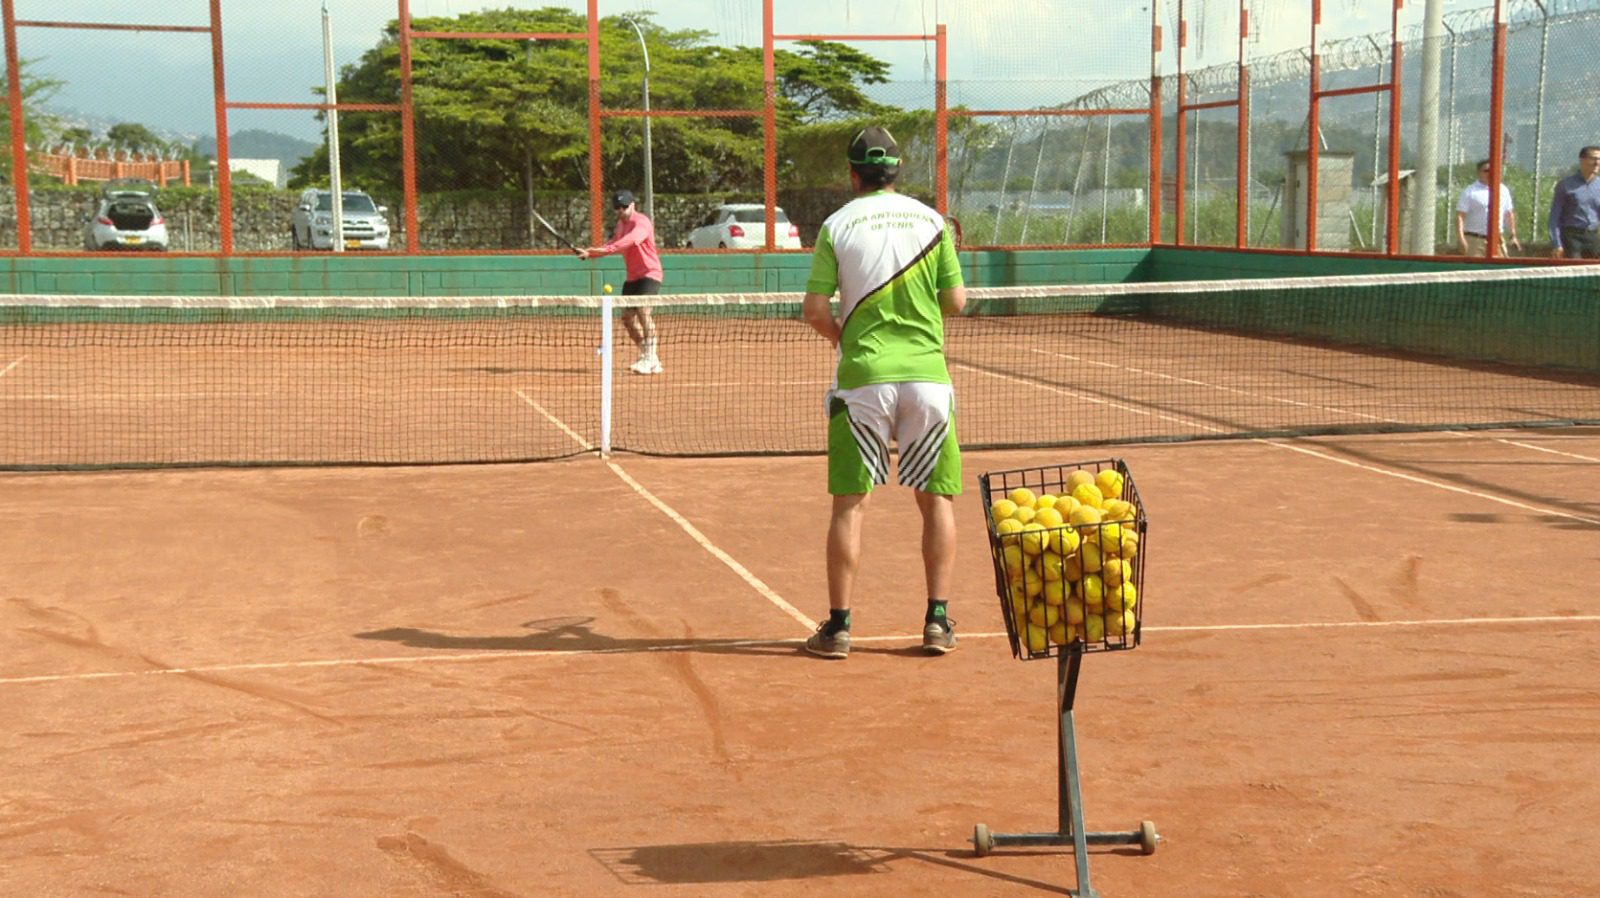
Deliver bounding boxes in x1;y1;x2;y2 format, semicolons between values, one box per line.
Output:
344;239;361;249
124;236;143;245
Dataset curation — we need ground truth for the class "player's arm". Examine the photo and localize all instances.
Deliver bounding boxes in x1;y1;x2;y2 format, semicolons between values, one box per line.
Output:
802;292;840;347
935;222;966;316
802;225;842;346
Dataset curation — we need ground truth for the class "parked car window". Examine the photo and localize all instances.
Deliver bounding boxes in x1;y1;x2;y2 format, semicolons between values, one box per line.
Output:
733;208;789;223
312;192;380;213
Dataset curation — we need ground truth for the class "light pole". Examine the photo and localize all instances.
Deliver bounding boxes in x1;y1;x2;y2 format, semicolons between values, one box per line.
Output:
322;0;345;252
620;16;653;220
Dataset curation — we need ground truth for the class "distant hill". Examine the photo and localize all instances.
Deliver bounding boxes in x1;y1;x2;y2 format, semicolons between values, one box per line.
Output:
195;130;319;171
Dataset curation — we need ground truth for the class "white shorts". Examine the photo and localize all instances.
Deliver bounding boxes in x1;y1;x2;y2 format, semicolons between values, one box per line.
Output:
826;382;962;495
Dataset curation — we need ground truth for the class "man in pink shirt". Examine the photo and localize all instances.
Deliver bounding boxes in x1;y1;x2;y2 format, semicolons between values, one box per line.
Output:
580;189;664;375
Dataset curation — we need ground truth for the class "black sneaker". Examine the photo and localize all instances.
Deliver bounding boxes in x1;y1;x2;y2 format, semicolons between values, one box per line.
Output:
805;622;850;659
922;618;957;654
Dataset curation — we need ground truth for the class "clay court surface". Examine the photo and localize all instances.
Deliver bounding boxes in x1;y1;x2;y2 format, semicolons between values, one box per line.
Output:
3;429;1598;897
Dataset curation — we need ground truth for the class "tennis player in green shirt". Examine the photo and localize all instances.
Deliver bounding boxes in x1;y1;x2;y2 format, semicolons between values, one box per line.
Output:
800;125;968;660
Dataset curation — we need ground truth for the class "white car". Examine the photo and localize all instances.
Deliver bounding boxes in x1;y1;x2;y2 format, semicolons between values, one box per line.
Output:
82;178;168;251
290;188;392;251
684;203;802;249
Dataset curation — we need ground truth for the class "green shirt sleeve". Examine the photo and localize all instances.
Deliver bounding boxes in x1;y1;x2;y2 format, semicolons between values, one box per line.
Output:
935;226;963;290
805;225;838;295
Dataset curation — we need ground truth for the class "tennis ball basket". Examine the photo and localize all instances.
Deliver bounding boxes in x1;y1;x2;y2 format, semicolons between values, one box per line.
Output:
971;458;1158;897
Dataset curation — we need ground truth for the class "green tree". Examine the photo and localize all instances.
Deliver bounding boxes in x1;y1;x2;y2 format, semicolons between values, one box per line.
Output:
0;61;64;180
106;122;167;156
288;7;897;197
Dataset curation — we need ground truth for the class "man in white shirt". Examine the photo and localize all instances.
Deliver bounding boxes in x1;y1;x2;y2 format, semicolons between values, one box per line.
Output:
1455;159;1520;257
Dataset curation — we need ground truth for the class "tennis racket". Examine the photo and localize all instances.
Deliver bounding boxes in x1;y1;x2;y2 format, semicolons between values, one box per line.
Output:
532;209;583;256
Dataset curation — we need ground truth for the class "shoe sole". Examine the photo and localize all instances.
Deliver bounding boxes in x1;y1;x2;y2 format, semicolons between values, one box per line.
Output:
922;641;956;655
804;641;849;659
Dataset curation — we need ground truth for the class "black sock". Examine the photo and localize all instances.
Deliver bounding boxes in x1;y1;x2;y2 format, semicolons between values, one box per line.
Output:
926;599;949;628
825;608;851;635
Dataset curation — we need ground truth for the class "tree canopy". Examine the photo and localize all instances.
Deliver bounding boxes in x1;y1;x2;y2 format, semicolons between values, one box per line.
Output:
288;7;902;196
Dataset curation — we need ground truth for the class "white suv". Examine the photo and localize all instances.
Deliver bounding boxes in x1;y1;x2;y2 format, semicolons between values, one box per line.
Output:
290;188;392;251
684;203;802;249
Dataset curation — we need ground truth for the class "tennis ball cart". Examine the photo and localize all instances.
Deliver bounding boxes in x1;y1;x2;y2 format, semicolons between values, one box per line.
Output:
973;459;1158;898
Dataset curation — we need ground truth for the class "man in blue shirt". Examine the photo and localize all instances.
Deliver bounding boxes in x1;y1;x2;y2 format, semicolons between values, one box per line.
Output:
1547;146;1600;259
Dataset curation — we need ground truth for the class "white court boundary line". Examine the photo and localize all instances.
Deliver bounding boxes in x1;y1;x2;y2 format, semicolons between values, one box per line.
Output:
4;615;1597;687
512;388;815;630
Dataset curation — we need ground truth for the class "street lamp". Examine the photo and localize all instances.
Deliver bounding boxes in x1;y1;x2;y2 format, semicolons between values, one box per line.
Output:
620;16;653;220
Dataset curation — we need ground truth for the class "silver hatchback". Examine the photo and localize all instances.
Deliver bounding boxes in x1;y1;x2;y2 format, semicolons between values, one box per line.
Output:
82;178;168;251
289;188;391;251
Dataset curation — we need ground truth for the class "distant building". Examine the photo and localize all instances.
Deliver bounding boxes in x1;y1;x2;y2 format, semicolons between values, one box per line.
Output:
230;158;284;189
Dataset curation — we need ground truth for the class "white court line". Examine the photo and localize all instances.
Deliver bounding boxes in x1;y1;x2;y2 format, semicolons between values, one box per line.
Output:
4;615;1597;688
512;388;593;452
512;389;813;630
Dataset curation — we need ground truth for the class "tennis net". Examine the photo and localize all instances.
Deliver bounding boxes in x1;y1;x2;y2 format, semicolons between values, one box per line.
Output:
2;266;1597;469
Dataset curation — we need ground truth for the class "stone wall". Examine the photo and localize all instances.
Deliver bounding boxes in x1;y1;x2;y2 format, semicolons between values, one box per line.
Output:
0;187;867;253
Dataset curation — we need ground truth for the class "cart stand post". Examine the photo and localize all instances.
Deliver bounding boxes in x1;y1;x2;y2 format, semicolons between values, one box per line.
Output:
973;649;1158;897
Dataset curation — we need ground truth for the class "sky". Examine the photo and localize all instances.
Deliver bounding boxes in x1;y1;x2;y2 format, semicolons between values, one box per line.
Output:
12;0;1488;144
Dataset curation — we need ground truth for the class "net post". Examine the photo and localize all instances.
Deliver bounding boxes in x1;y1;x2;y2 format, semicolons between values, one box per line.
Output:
600;293;613;457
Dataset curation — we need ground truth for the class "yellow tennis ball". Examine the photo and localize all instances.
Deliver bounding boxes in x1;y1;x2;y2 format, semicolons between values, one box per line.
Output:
1080;541;1105;574
1079;573;1105;607
1010;506;1036;525
1055;495;1080;515
1068;505;1103;527
1102;499;1136;522
995;517;1025;537
1042;579;1068;606
1048;621;1071;645
1041;551;1066;582
1010;571;1044;598
1000;544;1026;576
1025;624;1049;654
1065;469;1095;493
1047;525;1081;556
1063;554;1084;582
1032;506;1064;529
1119;531;1140;558
1097;522;1125;554
1071;482;1104;509
1102;558;1132;588
1105;581;1138;612
1094;468;1125;500
1083;612;1106;643
1007;487;1037;509
1028;602;1061;628
1065;598;1086;625
603;283;614;294
1035;494;1058;510
991;498;1018;523
1105;608;1137;637
1020;522;1050;555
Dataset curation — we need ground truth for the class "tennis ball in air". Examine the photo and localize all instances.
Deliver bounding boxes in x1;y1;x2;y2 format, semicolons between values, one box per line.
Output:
603;283;614;294
1007;487;1037;509
1094;469;1125;500
1071;482;1104;509
991;498;1018;523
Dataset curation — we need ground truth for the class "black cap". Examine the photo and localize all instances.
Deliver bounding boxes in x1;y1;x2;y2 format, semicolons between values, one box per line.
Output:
847;125;901;168
612;189;636;208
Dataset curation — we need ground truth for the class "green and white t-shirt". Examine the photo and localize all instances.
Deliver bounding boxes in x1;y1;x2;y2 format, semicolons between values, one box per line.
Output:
805;191;964;390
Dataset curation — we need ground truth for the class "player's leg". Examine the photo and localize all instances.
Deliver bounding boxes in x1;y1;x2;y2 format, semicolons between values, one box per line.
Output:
892;382;962;653
622;278;662;374
807;388;892;659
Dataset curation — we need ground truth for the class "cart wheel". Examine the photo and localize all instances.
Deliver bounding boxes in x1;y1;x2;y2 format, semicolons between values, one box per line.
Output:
1139;820;1159;855
973;823;994;857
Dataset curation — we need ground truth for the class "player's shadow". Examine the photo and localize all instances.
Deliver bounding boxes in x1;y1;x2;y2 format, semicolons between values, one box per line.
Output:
588;839;1089;894
353;615;799;657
